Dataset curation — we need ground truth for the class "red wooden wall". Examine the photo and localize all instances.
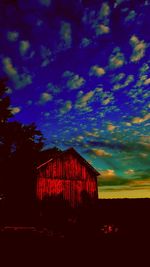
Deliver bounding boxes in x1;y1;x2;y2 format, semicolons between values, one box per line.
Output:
37;151;98;206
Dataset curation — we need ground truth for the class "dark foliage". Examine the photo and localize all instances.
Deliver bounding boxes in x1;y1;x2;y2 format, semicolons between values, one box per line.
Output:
0;78;12;125
0;78;44;223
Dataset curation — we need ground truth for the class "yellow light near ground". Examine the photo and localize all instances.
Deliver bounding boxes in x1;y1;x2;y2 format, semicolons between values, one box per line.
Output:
99;188;150;199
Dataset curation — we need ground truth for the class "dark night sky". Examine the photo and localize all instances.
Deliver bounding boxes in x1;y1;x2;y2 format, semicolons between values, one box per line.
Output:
1;0;150;198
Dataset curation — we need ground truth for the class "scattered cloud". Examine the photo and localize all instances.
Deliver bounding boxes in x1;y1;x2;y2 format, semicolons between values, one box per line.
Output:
40;45;51;67
75;91;94;108
80;37;91;48
107;124;117;131
124;169;135;175
19;40;30;56
47;83;60;94
102;97;111;105
111;73;125;83
60;100;72;114
109;48;125;69
131;113;150;124
5;87;12;95
99;2;110;19
125;10;136;22
139;63;149;74
98;169;128;187
2;57;32;89
100;169;116;180
130;35;147;63
85;130;100;138
63;71;85;90
96;24;110;35
39;92;53;104
58;21;72;50
76;135;84;142
144;78;150;85
3;57;17;77
16;73;32;89
91;148;112;157
67;75;85;90
7;31;19;42
125;122;132;127
10;106;21;115
89;65;105;77
112;74;134;91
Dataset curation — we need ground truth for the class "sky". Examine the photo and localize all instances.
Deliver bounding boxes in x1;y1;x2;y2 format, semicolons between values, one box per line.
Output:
1;0;150;198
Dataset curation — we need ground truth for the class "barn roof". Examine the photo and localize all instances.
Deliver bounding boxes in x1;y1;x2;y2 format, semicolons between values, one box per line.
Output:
37;147;62;165
37;147;100;176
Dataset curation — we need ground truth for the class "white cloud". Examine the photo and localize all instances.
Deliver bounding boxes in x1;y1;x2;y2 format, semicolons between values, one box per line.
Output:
39;92;53;104
2;57;32;89
80;37;91;48
7;31;19;42
112;74;134;91
3;57;17;76
125;10;136;22
107;124;117;131
65;72;85;90
109;48;125;69
75;91;94;108
16;73;32;89
5;87;12;95
97;24;110;35
96;24;110;35
92;148;112;157
10;106;21;115
89;65;105;76
111;72;125;83
144;78;150;85
131;113;150;124
19;40;30;56
130;35;147;63
99;2;110;18
58;21;72;50
102;98;111;105
60;100;72;114
85;130;100;138
125;122;132;127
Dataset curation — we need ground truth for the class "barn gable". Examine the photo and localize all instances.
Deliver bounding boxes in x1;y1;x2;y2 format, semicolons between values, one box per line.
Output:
37;147;99;178
36;147;99;206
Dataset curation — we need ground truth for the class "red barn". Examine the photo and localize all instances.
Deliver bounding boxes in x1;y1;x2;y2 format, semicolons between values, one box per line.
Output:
36;147;99;207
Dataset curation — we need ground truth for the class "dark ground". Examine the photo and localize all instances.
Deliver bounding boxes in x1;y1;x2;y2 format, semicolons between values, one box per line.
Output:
0;198;150;265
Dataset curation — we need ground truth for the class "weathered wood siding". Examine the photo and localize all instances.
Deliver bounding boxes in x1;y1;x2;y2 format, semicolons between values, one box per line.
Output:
37;178;97;206
37;152;98;206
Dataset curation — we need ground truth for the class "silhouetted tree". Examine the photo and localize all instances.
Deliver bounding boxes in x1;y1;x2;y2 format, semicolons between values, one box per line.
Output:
5;122;44;216
0;78;44;222
0;78;12;124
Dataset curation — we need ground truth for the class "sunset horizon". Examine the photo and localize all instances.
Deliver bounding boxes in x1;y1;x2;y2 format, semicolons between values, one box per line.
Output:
1;0;150;198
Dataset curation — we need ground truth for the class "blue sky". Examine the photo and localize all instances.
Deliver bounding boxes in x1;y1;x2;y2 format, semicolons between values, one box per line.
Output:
1;0;150;198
